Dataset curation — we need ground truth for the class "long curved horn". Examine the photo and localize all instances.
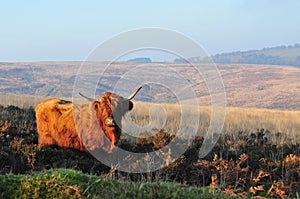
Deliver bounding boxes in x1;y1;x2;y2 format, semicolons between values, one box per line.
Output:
79;92;94;102
128;86;142;100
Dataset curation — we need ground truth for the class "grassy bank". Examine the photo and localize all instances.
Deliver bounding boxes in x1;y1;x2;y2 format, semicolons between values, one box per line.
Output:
0;168;231;199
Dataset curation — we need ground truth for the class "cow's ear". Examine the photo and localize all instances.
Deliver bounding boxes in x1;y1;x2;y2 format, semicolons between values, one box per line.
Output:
129;101;133;111
93;101;100;110
122;100;133;111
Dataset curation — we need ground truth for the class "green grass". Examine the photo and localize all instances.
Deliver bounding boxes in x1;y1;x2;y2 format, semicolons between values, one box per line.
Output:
0;169;234;199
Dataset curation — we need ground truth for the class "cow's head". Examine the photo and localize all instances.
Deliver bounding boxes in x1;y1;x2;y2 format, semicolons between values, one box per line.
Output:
79;87;142;151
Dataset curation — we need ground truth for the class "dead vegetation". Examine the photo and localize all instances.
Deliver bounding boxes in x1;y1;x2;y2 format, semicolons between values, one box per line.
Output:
0;104;299;198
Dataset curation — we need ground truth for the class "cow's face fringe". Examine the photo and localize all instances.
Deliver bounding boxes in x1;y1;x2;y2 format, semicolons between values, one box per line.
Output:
92;92;134;144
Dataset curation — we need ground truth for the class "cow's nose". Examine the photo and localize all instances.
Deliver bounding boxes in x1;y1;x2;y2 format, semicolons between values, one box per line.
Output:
105;117;115;127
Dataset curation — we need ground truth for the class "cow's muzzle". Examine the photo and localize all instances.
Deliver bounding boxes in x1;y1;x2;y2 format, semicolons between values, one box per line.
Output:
105;117;115;127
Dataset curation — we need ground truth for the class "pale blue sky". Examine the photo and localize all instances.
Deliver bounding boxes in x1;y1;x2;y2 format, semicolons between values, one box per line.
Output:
1;0;299;61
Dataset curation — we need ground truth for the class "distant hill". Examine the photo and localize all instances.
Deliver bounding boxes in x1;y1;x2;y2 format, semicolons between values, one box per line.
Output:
186;44;300;67
0;62;299;110
127;57;152;63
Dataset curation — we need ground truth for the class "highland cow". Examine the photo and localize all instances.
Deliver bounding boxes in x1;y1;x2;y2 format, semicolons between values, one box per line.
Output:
35;87;142;152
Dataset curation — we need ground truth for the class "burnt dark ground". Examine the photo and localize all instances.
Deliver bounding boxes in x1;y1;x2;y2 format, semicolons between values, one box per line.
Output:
0;105;299;197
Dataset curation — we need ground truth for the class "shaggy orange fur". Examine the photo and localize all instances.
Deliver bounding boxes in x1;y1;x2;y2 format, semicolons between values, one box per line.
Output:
35;92;134;153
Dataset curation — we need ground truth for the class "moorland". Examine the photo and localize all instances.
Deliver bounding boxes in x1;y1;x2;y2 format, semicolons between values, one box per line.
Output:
0;61;299;198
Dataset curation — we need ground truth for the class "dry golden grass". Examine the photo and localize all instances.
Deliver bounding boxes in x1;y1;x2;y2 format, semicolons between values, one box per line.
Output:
0;95;84;108
224;107;300;138
0;95;46;108
1;95;299;142
125;102;300;142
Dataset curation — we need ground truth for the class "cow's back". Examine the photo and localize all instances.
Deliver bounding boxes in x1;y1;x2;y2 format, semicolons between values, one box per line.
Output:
35;98;65;135
35;98;80;148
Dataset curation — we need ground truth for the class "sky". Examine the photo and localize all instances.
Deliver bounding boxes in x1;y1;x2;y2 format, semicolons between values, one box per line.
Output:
1;0;300;62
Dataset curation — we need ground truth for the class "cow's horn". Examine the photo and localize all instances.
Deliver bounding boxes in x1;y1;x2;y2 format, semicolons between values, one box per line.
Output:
79;92;94;102
128;86;142;100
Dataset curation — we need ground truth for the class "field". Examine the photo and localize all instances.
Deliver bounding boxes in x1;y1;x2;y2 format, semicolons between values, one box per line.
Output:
0;62;299;198
0;99;299;198
0;62;300;110
129;102;300;142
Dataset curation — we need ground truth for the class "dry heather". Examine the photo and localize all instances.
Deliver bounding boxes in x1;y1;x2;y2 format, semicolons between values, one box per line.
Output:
0;103;299;198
